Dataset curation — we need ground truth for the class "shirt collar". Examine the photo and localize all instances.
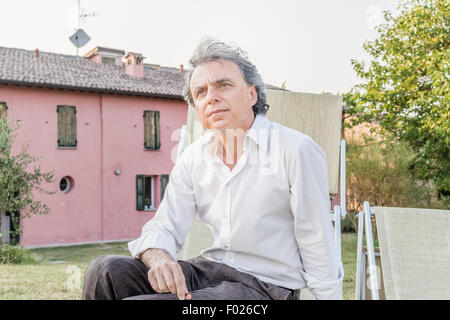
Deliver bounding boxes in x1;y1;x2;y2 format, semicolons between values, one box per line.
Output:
246;114;270;152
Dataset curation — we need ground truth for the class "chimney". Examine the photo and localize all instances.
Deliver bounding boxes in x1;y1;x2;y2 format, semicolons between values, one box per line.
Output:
180;64;184;72
34;49;39;58
124;52;144;79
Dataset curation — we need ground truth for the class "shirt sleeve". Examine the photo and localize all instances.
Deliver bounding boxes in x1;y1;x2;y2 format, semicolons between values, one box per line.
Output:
128;153;197;261
288;137;344;300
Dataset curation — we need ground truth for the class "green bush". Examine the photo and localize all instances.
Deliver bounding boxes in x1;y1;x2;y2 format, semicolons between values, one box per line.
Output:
0;244;36;264
344;133;443;232
341;213;357;233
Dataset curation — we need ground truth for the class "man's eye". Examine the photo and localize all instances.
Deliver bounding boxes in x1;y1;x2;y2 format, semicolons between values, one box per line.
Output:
196;89;206;97
220;82;230;87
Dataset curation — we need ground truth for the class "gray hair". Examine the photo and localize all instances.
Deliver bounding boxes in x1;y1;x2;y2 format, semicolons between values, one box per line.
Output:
183;37;269;116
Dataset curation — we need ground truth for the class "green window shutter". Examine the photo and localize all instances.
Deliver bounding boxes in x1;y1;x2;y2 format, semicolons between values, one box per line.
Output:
67;106;77;147
136;175;145;211
0;102;7;119
143;111;154;149
160;174;169;201
57;105;77;147
144;110;160;150
155;111;161;149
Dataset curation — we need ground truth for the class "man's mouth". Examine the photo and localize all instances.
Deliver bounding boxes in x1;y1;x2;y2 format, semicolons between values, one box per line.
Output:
208;109;228;117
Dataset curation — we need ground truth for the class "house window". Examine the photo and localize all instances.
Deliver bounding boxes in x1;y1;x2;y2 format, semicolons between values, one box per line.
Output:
144;110;160;150
136;175;155;211
59;176;74;193
1;212;19;245
102;57;116;65
60;177;70;193
0;102;7;119
57;105;77;147
160;174;169;201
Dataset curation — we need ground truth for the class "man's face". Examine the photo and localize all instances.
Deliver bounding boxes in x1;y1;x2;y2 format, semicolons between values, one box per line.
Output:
189;59;257;131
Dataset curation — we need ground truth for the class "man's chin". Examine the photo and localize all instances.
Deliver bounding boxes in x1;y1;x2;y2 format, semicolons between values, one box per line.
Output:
206;119;231;131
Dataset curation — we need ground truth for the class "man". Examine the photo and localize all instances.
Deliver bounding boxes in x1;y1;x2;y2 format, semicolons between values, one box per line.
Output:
82;38;343;300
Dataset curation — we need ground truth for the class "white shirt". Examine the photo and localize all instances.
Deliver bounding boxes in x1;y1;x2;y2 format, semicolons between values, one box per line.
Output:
128;114;344;300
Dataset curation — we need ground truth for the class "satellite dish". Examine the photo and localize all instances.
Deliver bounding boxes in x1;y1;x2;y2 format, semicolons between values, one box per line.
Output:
69;28;91;48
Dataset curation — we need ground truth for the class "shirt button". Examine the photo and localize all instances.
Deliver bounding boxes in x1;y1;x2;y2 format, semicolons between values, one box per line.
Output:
224;245;229;249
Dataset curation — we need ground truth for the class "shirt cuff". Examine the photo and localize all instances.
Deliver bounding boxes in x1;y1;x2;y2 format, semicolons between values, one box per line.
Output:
128;229;178;262
299;263;344;300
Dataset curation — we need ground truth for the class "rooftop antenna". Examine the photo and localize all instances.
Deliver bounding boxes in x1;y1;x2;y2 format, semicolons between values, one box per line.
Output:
68;0;97;56
76;0;96;29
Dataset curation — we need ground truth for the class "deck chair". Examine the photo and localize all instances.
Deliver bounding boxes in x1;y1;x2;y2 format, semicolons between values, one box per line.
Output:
356;201;450;300
176;89;346;300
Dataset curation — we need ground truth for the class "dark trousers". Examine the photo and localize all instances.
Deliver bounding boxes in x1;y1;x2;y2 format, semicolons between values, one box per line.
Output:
82;255;297;300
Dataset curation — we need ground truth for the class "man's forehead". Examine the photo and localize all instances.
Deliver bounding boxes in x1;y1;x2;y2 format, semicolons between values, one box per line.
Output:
190;59;243;86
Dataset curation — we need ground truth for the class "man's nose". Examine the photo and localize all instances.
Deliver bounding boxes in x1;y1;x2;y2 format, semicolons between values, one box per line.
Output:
205;87;220;104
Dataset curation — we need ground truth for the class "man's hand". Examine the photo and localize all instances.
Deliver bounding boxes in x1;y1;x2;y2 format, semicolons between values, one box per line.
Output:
140;248;192;300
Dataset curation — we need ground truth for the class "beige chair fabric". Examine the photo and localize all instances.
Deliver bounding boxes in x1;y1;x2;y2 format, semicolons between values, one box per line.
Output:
177;90;343;300
183;104;205;148
178;215;214;260
177;106;207;262
374;206;450;300
265;89;342;195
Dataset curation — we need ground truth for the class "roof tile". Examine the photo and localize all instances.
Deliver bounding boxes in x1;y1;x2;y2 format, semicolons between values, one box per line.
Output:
0;46;185;99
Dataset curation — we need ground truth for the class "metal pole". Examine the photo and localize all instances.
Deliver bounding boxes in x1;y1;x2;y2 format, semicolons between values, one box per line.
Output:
362;252;366;300
355;211;364;300
76;0;81;56
78;0;81;30
340;139;347;218
334;205;342;264
363;201;379;300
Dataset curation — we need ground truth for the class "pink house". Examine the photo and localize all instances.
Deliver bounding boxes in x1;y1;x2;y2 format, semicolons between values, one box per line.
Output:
0;46;188;247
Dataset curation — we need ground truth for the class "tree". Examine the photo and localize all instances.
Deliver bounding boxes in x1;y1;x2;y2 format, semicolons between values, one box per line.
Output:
346;0;449;207
0;117;55;245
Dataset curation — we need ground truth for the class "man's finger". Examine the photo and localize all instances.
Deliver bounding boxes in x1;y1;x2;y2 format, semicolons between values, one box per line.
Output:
154;271;169;293
162;268;177;294
148;270;160;292
172;264;189;300
148;277;157;291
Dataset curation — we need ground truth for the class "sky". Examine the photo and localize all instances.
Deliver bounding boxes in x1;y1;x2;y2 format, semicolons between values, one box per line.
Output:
0;0;399;95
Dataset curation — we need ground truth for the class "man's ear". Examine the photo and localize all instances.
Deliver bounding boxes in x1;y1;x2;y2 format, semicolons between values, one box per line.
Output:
249;85;258;105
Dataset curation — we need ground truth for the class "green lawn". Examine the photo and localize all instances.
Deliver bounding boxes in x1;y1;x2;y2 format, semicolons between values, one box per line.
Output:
0;241;130;300
0;233;358;300
341;233;358;300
